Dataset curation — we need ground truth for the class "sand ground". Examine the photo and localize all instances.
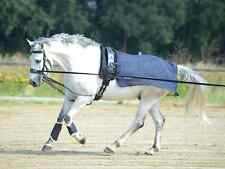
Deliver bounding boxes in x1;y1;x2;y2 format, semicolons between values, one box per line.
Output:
0;102;224;169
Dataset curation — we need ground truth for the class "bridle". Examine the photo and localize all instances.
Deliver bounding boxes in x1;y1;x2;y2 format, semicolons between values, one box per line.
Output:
30;50;48;76
29;49;93;98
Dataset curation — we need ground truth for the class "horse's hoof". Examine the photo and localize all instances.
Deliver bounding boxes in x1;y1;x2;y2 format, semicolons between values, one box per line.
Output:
41;144;52;152
104;146;115;154
73;133;86;145
144;147;159;156
79;137;86;145
144;149;154;156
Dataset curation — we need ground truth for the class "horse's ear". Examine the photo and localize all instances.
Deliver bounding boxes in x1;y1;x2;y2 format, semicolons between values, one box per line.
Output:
26;39;34;46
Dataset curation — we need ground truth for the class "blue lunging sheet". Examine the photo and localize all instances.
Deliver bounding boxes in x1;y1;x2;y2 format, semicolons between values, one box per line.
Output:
116;52;178;92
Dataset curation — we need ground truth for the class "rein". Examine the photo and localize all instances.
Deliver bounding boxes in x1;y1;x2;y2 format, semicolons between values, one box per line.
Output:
42;75;92;97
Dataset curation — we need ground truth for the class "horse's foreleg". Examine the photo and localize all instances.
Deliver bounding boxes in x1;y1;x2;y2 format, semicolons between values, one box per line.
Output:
41;102;72;152
64;117;86;145
63;96;92;144
42;96;91;152
41;122;63;152
145;103;165;155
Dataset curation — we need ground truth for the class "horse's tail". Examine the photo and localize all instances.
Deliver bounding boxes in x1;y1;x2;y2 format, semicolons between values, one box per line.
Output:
177;65;210;124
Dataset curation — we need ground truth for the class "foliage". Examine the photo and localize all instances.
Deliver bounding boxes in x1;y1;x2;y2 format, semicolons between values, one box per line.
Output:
0;0;52;52
178;0;225;58
0;66;60;97
0;0;225;61
0;66;224;105
48;0;90;34
97;0;186;55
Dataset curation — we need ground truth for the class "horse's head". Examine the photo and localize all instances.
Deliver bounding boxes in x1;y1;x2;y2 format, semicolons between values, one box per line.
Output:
27;39;52;87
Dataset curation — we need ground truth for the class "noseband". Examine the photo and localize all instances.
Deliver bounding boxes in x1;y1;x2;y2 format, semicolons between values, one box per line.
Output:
29;49;93;98
30;50;49;75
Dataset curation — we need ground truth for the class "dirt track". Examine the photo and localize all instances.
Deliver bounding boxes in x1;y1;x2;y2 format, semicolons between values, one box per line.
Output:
0;102;225;169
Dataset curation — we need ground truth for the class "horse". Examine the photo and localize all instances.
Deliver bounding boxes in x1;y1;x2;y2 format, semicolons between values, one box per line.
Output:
27;33;208;155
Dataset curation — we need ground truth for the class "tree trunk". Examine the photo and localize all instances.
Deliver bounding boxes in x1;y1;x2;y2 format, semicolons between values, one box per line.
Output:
118;31;128;105
121;31;128;52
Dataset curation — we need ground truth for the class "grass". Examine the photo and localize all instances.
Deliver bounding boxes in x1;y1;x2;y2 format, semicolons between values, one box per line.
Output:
207;88;225;105
0;65;225;106
0;65;61;97
0;81;61;97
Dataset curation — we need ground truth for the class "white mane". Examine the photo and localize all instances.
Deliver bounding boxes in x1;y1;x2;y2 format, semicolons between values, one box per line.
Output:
34;33;99;48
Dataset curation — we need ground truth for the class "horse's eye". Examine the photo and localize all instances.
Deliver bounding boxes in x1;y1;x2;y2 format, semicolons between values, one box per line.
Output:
35;60;41;64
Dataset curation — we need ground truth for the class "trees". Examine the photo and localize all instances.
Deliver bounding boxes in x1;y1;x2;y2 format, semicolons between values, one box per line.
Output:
99;0;146;52
178;0;225;60
0;0;89;53
48;0;90;34
0;0;224;61
0;0;52;52
97;0;185;56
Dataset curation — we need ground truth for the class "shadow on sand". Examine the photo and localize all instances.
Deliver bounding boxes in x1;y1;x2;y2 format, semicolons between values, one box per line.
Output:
0;149;111;156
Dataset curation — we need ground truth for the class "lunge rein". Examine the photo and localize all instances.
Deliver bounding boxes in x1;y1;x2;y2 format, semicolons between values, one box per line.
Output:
30;49;225;99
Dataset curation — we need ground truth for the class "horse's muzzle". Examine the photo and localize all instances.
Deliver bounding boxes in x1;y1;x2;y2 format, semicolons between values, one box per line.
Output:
29;79;38;87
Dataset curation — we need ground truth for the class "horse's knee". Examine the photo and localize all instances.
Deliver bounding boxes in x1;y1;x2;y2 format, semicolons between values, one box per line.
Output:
64;114;72;125
57;115;64;123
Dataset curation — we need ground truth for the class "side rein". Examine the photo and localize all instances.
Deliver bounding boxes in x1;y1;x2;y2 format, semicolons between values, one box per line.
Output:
29;49;93;99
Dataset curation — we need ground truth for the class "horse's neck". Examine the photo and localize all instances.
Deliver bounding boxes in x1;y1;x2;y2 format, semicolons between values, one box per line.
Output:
47;44;101;73
51;52;72;71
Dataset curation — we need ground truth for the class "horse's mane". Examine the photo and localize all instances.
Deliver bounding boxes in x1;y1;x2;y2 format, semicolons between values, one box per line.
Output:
34;33;99;47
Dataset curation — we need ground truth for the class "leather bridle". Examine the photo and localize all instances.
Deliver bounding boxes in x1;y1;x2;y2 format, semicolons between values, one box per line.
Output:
29;49;93;98
30;49;49;76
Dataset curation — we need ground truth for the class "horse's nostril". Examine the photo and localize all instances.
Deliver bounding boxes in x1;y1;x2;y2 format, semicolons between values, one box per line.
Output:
29;80;38;87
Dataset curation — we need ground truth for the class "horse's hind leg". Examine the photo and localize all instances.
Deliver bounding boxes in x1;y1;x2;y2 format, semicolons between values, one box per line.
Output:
145;102;165;155
104;107;147;153
104;95;159;154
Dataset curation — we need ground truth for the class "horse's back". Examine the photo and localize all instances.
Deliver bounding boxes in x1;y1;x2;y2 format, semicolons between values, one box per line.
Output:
116;52;178;93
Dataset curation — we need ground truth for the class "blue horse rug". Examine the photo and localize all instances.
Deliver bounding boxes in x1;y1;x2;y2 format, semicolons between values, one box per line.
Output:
116;52;178;93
